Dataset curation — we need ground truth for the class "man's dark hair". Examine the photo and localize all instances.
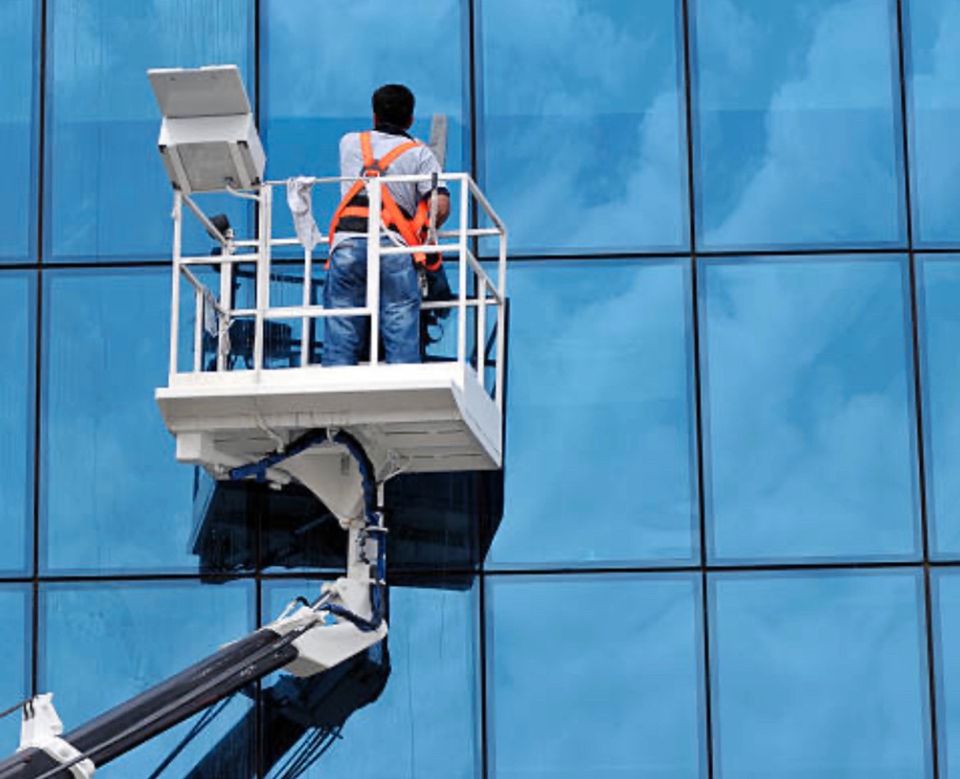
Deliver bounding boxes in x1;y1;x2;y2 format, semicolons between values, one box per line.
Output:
372;84;415;127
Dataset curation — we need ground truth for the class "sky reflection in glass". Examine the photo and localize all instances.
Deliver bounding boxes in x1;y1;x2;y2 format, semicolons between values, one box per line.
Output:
0;274;34;575
45;0;251;260
919;255;960;557
263;0;467;243
0;0;36;260
479;0;688;253
905;0;960;245
701;256;919;563
692;0;905;249
487;261;698;568
934;570;960;778
0;588;29;755
40;581;254;778
262;581;480;778
710;571;931;778
487;574;705;778
41;269;204;574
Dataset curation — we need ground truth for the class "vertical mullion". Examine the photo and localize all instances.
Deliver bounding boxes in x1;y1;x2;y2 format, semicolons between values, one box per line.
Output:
679;0;715;777
894;0;939;776
31;0;49;699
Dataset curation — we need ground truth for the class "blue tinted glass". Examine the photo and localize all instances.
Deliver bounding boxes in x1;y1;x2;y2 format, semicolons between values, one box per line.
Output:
487;261;698;568
261;580;480;778
905;0;960;245
487;574;705;778
692;0;905;249
40;581;254;777
0;273;34;575
263;0;467;242
920;256;960;557
701;257;920;562
46;0;252;260
40;269;253;574
0;587;30;753
710;571;931;778
479;0;688;253
934;570;960;778
0;0;36;260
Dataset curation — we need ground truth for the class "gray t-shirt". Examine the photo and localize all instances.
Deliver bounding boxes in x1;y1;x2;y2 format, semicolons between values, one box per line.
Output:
332;130;444;249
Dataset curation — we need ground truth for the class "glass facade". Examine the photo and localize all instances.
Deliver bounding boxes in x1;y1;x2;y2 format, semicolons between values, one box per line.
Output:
0;0;957;776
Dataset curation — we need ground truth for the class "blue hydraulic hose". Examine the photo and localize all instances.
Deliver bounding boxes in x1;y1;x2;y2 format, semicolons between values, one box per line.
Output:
228;428;387;630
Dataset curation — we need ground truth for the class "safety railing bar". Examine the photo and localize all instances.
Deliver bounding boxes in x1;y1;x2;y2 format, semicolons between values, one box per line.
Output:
457;179;469;364
179;267;229;318
467;176;507;233
263;172;470;188
169;192;182;378
193;286;203;373
378;243;458;256
465;252;502;304
437;227;502;239
259;305;373;319
181;192;231;248
179;254;260;266
366;180;381;365
301;246;312;367
264;237;331;248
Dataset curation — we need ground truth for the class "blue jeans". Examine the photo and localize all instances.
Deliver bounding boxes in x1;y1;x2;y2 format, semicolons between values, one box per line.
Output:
323;237;421;365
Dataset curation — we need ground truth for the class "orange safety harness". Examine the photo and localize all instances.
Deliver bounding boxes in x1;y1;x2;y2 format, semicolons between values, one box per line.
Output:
328;131;441;271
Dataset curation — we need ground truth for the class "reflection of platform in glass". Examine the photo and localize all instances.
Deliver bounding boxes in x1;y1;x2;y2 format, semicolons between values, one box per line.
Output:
156;361;501;478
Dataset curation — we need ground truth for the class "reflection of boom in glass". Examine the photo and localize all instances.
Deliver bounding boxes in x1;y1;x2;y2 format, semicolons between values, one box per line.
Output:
0;65;507;779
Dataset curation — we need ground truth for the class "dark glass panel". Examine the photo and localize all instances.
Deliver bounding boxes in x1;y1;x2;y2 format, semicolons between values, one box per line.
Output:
710;571;931;778
45;0;252;260
0;273;34;575
905;0;960;245
488;261;698;568
919;256;960;558
701;256;919;562
487;574;705;778
0;0;36;260
41;268;254;573
40;581;254;777
261;580;480;778
692;0;905;249
479;0;688;253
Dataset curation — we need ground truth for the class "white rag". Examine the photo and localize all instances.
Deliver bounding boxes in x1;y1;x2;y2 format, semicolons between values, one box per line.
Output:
286;176;323;252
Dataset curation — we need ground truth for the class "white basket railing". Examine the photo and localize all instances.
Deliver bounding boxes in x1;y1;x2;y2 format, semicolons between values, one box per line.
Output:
167;172;508;410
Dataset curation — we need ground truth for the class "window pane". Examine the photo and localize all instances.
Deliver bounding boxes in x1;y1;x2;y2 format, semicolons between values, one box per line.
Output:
692;0;905;249
487;574;705;778
45;0;252;260
40;269;254;573
934;570;960;778
263;0;468;243
40;581;254;777
0;587;30;753
261;580;480;778
479;0;688;253
710;571;932;778
487;261;698;568
0;0;36;260
905;0;960;245
920;256;960;557
701;256;920;562
0;273;34;575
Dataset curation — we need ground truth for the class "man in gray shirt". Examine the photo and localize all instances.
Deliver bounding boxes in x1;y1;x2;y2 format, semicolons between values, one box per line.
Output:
323;84;450;366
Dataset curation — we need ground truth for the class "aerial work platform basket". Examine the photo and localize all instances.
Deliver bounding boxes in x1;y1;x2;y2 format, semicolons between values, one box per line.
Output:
154;158;507;520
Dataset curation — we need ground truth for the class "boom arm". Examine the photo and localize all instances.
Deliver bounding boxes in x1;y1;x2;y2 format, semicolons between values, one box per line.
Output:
0;430;388;779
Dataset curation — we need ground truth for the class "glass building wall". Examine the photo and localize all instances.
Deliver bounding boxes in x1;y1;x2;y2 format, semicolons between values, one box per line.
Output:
0;0;956;776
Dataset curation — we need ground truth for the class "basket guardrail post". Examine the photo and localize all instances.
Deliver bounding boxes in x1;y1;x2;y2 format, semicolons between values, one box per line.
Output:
301;244;312;367
366;179;381;366
496;223;507;409
169;192;182;379
457;177;469;364
254;184;272;371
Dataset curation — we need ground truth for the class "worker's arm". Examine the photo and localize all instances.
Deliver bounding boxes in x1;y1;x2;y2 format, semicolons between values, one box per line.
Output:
433;192;451;227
